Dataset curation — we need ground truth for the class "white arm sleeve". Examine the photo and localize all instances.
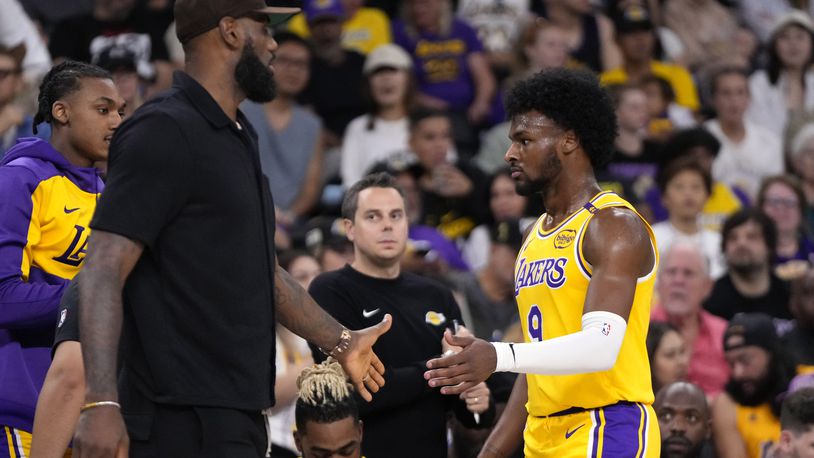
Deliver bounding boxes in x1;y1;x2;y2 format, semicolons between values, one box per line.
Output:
492;311;627;375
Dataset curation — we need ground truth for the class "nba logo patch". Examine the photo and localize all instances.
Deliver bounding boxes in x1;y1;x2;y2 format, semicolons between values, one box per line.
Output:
58;309;67;328
601;322;611;336
425;311;446;326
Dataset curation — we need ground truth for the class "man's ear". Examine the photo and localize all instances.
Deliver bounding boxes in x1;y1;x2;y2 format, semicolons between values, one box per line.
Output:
293;429;304;453
51;100;69;127
217;16;243;50
344;218;355;243
559;130;579;155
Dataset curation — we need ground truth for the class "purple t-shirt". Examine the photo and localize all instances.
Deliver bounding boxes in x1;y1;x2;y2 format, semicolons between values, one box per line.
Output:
392;18;484;111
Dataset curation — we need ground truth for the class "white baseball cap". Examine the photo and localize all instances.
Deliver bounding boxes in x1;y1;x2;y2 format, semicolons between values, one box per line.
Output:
770;9;814;39
363;44;413;75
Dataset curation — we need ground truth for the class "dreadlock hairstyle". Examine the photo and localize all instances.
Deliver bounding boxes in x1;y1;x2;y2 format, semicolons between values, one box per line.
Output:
295;359;359;432
32;60;111;134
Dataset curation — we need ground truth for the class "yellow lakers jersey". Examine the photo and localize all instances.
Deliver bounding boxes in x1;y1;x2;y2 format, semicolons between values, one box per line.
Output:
735;403;780;458
515;191;658;416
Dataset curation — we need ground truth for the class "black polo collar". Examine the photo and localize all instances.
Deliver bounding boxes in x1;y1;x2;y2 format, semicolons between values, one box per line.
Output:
172;71;234;130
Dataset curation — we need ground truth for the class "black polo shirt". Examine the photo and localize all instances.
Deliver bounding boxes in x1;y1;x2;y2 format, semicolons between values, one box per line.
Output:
91;71;277;410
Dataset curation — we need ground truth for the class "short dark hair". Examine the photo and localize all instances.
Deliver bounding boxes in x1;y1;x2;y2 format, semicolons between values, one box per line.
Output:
661;128;721;163
757;175;808;228
709;65;749;96
781;387;814;433
505;68;617;169
657;157;712;195
341;172;406;220
33;60;111;134
408;107;449;132
274;30;312;54
641;74;676;104
295;359;359;432
720;208;778;261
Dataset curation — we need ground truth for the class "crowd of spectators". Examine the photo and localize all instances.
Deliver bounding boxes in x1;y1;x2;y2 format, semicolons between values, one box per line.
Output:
3;0;814;457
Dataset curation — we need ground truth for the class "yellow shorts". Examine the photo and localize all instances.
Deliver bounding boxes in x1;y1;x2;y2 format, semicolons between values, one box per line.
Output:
1;427;30;458
524;402;660;457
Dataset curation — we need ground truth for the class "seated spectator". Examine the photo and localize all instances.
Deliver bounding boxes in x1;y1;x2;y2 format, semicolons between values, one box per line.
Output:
462;169;535;272
781;268;814;374
640;75;696;141
600;5;700;113
287;0;391;55
652;159;725;279
532;0;622;72
294;359;363;458
646;321;690;395
393;0;497;156
654;381;716;458
644;127;750;231
712;313;797;458
456;0;533;75
705;66;784;199
652;242;729;396
0;46;49;156
49;0;174;92
518;18;569;78
746;10;814;138
294;217;355;272
0;0;52;83
92;43;149;118
663;0;742;71
789;124;814;231
705;209;793;320
341;44;413;188
298;0;366;149
455;219;524;341
407;108;489;240
757;175;814;279
242;32;323;227
774;386;814;458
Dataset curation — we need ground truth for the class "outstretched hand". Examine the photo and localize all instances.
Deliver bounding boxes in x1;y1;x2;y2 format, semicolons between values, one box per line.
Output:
336;314;392;402
424;329;497;395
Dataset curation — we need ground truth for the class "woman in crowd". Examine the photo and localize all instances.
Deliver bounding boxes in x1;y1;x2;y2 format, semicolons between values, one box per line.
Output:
757;174;814;279
789;123;814;230
647;321;690;395
340;44;415;188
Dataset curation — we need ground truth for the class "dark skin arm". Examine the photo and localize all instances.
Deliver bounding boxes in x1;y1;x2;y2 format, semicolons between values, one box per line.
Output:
423;206;654;394
478;375;528;458
274;263;392;400
74;231;143;458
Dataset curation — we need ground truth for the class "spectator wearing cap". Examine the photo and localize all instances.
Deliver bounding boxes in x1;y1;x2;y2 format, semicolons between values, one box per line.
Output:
340;44;414;189
0;46;49;156
287;0;391;55
93;43;148;118
652;242;729;397
0;0;51;84
654;381;717;458
241;32;324;229
600;5;699;113
747;10;814;139
49;0;175;94
774;386;814;458
781;268;814;374
298;0;367;150
711;313;798;458
704;208;792;320
392;0;497;156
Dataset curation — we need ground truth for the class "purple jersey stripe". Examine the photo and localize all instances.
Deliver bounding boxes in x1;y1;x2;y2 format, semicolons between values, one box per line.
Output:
598;402;646;457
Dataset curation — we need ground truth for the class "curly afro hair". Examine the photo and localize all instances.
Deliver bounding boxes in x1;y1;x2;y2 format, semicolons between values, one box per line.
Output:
505;68;618;169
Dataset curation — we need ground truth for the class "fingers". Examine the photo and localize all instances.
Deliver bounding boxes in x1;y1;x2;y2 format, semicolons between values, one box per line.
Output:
355;380;373;402
366;366;385;389
425;363;468;384
444;331;475;348
370;353;385;376
425;349;466;370
440;380;476;396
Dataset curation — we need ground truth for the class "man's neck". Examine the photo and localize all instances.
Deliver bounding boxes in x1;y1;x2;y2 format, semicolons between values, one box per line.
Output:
316;46;345;66
542;176;602;227
669;216;699;235
615;129;643;156
185;62;243;122
666;309;701;346
351;257;400;280
719;119;746;143
623;60;651;82
730;267;771;297
50;133;93;168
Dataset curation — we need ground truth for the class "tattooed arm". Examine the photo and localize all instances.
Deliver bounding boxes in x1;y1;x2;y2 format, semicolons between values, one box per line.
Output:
72;231;143;458
274;263;392;401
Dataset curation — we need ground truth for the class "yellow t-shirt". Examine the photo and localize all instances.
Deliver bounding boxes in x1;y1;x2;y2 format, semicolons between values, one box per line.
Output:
515;191;658;416
600;60;700;112
287;8;392;55
735;403;780;458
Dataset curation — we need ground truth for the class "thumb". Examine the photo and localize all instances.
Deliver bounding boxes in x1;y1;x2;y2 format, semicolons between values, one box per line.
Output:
445;329;474;347
373;314;392;336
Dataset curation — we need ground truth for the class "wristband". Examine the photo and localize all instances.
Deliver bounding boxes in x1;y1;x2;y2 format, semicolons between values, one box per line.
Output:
80;401;121;413
492;342;516;372
321;328;352;358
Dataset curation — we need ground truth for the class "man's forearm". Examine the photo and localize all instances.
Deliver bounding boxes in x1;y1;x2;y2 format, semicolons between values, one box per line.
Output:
79;263;123;400
275;265;344;351
480;375;527;458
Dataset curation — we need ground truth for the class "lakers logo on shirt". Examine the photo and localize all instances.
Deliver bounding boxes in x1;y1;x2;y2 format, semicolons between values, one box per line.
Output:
425;311;446;326
553;229;576;249
514;257;568;297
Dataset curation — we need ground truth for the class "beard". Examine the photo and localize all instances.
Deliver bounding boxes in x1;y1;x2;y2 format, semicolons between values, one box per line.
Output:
725;351;794;413
235;39;276;103
515;152;562;196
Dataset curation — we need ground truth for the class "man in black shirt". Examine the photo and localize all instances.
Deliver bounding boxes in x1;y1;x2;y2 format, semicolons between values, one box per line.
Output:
782;268;814;372
72;2;392;457
704;208;791;320
308;172;494;458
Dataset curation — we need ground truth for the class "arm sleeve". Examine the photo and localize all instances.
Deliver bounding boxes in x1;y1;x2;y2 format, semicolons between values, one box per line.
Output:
493;311;627;375
52;278;80;357
91;112;194;247
0;167;68;328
